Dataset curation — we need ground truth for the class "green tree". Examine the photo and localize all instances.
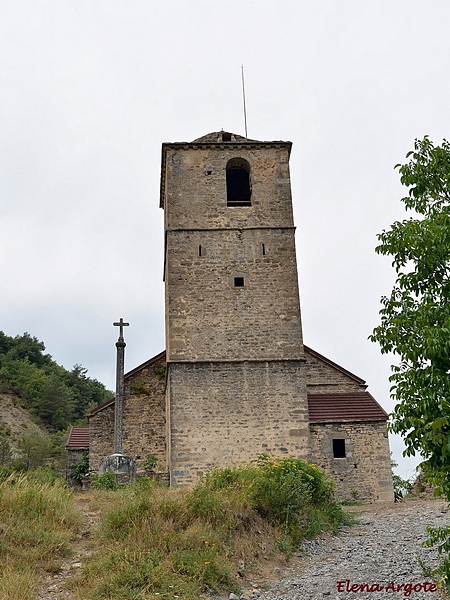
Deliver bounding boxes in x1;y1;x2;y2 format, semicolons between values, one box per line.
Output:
7;332;52;368
15;430;52;471
0;331;112;431
0;433;12;465
36;374;74;430
370;137;450;496
0;355;48;406
371;137;450;589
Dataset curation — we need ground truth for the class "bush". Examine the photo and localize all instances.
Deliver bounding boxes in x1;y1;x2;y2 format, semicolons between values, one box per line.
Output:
91;471;118;490
200;455;346;546
73;450;89;482
142;453;157;471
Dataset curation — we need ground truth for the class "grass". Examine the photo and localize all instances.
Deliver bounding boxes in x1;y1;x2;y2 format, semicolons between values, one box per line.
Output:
0;457;349;600
0;470;82;599
70;456;349;600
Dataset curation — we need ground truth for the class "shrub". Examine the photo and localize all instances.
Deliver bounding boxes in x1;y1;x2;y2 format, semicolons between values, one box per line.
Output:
142;453;157;471
249;454;344;544
73;450;89;482
91;471;118;490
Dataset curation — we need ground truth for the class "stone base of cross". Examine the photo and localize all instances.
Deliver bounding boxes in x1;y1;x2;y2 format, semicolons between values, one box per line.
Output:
99;453;136;485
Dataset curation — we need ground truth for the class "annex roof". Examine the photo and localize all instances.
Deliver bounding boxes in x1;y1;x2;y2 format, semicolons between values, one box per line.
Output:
66;426;89;449
308;392;388;423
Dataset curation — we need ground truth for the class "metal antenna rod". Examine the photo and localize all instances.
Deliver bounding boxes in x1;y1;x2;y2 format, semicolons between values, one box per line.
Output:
241;65;248;139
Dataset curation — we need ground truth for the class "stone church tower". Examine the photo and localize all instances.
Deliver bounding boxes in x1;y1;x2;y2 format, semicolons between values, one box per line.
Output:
86;129;393;502
160;131;310;486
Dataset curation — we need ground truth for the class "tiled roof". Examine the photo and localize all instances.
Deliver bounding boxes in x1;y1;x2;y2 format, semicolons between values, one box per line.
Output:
308;392;388;423
66;426;89;449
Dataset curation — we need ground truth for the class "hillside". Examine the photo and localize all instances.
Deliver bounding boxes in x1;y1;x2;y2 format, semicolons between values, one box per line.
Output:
0;331;112;434
0;392;47;449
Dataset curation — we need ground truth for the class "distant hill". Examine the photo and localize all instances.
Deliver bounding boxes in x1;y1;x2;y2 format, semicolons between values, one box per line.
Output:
0;331;112;433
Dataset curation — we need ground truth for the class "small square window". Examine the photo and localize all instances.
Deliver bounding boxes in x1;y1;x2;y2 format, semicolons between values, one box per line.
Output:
234;277;244;287
332;439;346;458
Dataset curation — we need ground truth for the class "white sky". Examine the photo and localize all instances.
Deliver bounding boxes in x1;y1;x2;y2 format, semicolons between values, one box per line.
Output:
1;1;449;479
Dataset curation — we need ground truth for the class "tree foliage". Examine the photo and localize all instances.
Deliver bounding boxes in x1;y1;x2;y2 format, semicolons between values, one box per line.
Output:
0;331;112;431
370;136;450;497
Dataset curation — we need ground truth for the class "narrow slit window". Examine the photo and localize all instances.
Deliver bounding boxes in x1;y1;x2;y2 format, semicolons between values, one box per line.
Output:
332;439;346;458
234;277;244;287
198;245;202;257
226;158;251;207
261;243;266;255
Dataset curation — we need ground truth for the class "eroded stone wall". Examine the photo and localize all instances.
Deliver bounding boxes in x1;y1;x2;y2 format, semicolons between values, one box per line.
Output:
66;448;85;487
309;421;394;503
89;404;114;472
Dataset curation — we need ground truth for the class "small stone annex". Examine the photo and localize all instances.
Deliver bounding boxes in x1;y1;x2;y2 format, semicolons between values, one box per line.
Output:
77;131;394;503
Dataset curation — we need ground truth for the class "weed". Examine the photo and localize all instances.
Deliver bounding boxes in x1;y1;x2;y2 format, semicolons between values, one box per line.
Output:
275;537;293;560
143;453;158;471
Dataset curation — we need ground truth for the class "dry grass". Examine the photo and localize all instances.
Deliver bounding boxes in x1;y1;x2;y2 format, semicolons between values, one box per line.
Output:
70;459;347;600
0;459;347;600
0;472;82;599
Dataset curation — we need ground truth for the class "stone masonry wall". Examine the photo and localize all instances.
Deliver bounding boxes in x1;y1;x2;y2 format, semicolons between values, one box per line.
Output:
163;143;304;365
162;144;294;232
168;360;310;486
309;421;394;503
89;354;167;474
164;140;310;487
166;227;303;362
304;349;366;393
66;448;85;487
89;404;114;473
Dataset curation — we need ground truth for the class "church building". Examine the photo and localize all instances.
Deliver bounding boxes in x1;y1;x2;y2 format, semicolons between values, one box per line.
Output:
86;131;394;503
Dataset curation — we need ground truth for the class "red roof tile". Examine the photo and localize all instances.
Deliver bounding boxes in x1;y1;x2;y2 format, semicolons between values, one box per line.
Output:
66;426;89;449
308;392;388;423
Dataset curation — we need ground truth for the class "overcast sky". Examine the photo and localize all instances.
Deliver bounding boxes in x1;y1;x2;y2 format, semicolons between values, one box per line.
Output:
1;1;449;478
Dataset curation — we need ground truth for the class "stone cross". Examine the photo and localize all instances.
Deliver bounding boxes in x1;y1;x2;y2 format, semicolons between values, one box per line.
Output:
114;317;129;340
113;318;129;454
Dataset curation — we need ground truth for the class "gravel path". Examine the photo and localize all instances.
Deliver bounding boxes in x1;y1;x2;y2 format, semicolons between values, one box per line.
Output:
242;499;450;600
